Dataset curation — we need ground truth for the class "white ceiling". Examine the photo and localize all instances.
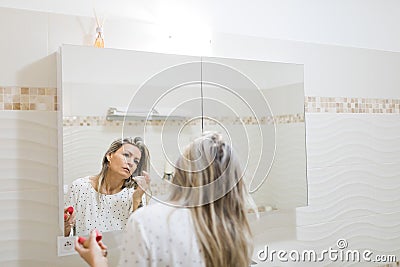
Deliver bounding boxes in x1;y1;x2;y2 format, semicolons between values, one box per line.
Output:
1;0;400;52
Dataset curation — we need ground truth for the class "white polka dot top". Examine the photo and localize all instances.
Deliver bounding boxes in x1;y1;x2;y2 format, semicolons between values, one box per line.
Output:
65;176;145;236
119;203;205;267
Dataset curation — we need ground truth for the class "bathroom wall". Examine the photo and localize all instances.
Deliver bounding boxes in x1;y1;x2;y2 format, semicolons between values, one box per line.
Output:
1;6;400;266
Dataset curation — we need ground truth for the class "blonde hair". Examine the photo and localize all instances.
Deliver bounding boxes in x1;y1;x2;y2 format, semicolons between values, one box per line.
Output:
170;132;253;267
96;137;150;192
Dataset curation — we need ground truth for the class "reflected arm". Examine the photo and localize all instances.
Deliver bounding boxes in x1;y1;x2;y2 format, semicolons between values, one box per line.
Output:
131;171;150;212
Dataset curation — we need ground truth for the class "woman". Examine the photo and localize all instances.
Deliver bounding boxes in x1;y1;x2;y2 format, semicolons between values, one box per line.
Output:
76;132;253;267
64;137;150;236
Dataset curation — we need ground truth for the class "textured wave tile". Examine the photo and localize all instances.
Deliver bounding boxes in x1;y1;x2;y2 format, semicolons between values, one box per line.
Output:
296;163;400;226
305;113;400;168
252;212;400;266
0;111;57;192
0;189;61;266
295;212;400;266
0;111;60;266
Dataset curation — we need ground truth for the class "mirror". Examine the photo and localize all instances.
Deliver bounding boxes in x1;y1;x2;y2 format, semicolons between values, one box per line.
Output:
59;45;307;236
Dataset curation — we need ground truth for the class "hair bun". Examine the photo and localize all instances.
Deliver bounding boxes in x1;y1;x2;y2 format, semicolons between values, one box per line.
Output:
133;136;143;143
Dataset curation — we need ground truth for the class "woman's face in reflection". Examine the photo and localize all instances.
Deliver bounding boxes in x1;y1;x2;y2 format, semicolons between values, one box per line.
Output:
107;144;142;178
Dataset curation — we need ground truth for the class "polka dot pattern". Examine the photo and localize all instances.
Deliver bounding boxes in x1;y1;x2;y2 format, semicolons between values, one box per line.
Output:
65;176;145;236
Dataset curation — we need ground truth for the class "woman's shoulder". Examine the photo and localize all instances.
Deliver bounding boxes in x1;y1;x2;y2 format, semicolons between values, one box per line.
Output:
127;203;194;240
130;203;190;224
70;176;93;188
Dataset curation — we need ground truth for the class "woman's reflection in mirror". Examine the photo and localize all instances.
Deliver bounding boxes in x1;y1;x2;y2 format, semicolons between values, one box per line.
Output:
75;132;253;267
64;137;150;237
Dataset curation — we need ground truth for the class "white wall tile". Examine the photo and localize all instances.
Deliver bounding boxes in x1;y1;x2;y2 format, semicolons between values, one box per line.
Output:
0;8;55;87
297;163;400;226
252;212;400;266
0;111;57;192
0;189;60;265
306;113;400;168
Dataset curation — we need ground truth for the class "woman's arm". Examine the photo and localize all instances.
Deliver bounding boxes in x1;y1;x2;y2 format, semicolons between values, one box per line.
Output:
64;182;78;236
63;206;76;236
131;171;150;212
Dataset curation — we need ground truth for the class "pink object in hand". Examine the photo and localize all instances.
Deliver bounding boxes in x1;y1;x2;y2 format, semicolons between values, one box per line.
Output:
66;206;74;214
78;229;102;247
94;229;102;242
78;236;87;245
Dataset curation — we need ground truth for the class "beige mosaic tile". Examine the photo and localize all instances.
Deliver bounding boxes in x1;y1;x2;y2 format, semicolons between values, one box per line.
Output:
0;86;57;111
21;87;29;94
305;96;400;113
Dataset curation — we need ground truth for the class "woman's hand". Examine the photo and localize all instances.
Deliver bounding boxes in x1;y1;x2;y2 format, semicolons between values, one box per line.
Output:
135;171;151;193
64;207;76;236
132;171;150;211
75;230;108;267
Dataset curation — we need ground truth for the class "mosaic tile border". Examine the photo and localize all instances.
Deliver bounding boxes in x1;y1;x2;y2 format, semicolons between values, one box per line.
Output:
305;96;400;113
63;114;305;127
0;87;57;111
2;87;398;114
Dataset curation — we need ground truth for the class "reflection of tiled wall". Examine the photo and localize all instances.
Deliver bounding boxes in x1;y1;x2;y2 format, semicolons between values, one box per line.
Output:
63;94;400;127
0;87;57;111
63;114;305;126
305;96;400;113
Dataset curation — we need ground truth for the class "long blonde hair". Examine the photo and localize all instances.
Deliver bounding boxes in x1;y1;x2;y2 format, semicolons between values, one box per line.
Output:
169;132;253;267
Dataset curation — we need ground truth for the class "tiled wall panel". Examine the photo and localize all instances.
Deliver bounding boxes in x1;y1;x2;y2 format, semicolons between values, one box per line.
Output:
252;212;400;266
305;113;400;168
0;111;63;266
297;162;400;226
0;111;57;192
